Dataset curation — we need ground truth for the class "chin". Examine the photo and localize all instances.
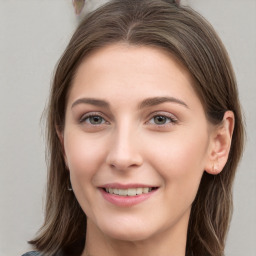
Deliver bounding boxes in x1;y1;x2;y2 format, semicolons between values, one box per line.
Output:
107;230;152;242
99;220;157;242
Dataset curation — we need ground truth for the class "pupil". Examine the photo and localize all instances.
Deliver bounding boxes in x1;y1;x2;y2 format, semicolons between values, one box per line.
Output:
90;116;102;124
154;116;166;124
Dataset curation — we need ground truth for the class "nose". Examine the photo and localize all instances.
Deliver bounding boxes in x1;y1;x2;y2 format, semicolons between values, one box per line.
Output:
105;126;143;171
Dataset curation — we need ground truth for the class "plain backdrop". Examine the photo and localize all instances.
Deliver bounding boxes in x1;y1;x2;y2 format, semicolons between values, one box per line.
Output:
0;0;255;255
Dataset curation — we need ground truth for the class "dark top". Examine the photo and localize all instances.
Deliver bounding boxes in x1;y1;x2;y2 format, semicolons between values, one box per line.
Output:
22;253;41;256
22;252;65;256
22;251;66;256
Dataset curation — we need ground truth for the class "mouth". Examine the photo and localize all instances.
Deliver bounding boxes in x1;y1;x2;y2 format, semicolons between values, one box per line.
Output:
100;184;159;206
102;187;158;196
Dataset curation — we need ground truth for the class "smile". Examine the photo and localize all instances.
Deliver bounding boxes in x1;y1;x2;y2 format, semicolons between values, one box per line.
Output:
100;186;158;207
104;187;157;196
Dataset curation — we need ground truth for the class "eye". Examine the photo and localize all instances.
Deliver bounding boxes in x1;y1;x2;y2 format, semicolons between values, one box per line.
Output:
151;115;169;125
80;114;107;125
148;114;177;126
87;116;105;125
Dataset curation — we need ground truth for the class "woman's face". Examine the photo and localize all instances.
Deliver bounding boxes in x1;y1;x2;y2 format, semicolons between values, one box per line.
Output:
62;43;215;242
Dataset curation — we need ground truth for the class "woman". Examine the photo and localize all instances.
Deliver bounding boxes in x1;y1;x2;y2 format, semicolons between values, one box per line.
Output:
23;0;244;255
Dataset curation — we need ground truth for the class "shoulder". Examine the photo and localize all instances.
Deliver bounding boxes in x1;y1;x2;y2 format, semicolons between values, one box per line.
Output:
22;252;42;256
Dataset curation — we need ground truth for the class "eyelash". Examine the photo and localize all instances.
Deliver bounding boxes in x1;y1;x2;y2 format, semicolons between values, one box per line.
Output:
79;112;178;127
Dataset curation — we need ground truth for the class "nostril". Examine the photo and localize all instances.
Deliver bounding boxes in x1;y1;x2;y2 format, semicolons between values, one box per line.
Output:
108;161;142;171
105;133;143;169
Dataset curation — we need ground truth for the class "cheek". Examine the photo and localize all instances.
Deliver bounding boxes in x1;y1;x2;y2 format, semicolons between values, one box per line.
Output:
147;129;209;193
166;129;208;171
63;131;107;216
64;131;106;179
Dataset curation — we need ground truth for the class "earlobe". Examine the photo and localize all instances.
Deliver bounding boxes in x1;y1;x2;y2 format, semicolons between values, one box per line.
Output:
205;111;235;175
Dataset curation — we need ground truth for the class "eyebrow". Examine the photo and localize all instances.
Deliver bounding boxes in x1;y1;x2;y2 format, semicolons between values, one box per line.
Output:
139;96;189;109
71;96;189;110
71;98;110;109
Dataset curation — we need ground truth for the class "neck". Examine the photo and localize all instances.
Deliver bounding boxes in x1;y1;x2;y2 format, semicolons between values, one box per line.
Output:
82;211;190;256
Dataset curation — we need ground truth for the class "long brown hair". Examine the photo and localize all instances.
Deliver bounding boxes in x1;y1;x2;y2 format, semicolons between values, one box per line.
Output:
30;0;244;255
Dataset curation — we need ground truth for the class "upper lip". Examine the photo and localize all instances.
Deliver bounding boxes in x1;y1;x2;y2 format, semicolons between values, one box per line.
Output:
100;183;158;189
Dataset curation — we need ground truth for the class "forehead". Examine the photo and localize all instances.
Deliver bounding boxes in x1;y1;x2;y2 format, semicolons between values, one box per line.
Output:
68;43;201;111
74;43;192;84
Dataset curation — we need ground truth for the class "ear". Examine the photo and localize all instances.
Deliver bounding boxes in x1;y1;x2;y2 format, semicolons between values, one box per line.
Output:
205;111;235;175
55;125;68;169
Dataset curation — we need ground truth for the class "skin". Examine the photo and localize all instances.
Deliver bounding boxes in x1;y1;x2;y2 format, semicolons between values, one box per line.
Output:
59;43;234;256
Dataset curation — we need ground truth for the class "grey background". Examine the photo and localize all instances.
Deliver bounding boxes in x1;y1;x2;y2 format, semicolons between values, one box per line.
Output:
0;0;255;255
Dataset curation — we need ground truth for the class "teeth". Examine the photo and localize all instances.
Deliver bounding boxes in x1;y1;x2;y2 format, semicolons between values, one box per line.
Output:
105;187;154;196
136;187;143;195
119;189;128;196
113;188;119;195
128;188;137;196
143;187;149;193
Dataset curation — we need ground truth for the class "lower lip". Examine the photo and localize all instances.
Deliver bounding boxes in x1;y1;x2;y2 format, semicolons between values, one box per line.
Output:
100;188;158;207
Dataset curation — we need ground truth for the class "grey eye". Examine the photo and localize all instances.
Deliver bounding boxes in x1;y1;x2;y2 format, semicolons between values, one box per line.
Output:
150;115;171;125
87;116;105;125
154;116;168;124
